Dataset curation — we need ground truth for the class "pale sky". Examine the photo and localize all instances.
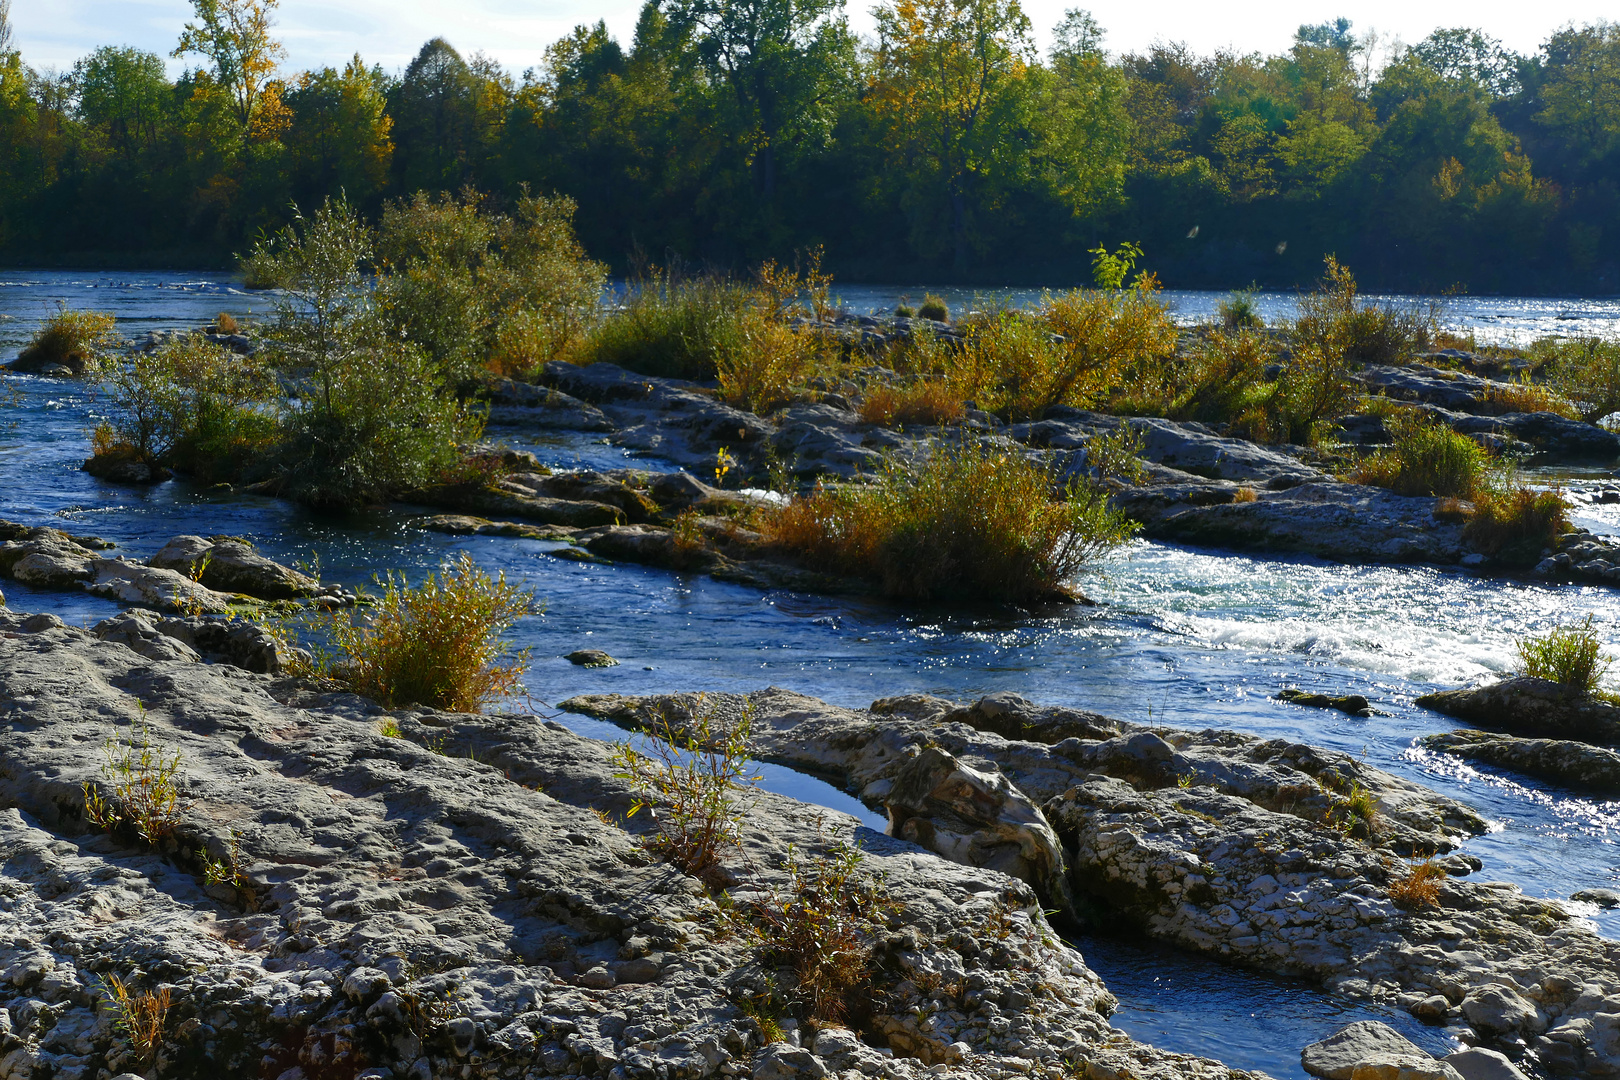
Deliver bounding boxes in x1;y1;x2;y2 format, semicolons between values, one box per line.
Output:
11;0;1614;78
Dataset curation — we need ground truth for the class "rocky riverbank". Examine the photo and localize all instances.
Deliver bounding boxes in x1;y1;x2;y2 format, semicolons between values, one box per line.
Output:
0;612;1284;1080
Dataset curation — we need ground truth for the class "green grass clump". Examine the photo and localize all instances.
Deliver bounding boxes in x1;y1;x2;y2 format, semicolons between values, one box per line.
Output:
1540;335;1620;424
917;295;949;322
18;304;121;375
583;275;751;380
1462;486;1569;561
762;441;1137;602
1293;255;1436;368
323;553;536;712
1351;413;1491;498
1515;616;1611;695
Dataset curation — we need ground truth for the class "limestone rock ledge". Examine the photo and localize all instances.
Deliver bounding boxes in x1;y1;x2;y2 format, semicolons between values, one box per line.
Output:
0;615;1255;1080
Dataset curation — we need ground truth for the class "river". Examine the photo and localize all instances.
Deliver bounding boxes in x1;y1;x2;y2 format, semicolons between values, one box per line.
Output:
5;270;1619;1078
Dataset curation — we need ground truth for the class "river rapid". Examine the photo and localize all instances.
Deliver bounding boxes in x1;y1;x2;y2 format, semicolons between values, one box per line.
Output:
6;270;1620;1078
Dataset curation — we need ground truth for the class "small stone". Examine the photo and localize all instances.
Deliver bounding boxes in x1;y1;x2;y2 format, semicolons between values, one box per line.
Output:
566;649;619;668
578;965;616;989
1349;1060;1463;1080
1570;887;1620;908
1410;995;1451;1024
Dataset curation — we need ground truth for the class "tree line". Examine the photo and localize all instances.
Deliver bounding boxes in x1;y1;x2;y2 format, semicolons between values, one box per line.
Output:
1;0;1618;292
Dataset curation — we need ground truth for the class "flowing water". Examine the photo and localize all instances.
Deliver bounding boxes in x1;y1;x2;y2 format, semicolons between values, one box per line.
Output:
8;271;1620;1078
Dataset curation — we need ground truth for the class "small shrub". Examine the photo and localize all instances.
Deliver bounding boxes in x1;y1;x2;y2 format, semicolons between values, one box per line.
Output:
917;294;949;322
1293;256;1437;368
857;380;964;427
100;973;171;1069
1541;336;1620;424
610;695;760;880
1153;327;1273;424
1086;424;1148;483
1515;616;1611;695
1463;486;1569;561
1233;485;1257;503
1350;414;1490;498
1217;287;1263;330
1089;241;1143;290
198;830;252;898
18;304;121;375
1389;856;1446;911
715;314;823;413
83;719;184;846
215;311;240;334
762;442;1137;602
739;829;899;1024
323;553;536;711
102;333;278;482
894;303;916;318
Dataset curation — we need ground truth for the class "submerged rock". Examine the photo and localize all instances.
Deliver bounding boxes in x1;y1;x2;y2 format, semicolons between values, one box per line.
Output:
565;648;619;668
1278;688;1375;717
1421;729;1620;794
1416;677;1620;744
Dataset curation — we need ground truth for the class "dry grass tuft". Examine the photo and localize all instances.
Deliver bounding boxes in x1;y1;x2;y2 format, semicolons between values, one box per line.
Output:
19;304;121;375
1463;486;1569;561
1233;485;1258;503
325;553;536;711
1389;856;1446;911
739;829;899;1024
857;380;964;427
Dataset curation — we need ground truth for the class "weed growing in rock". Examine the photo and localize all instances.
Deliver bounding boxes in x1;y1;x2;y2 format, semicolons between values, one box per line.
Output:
1389;856;1446;911
1515;616;1611;695
917;294;949;322
1482;377;1578;420
763;442;1137;602
1321;774;1380;840
18;303;121;375
323;553;536;711
1086;424;1148;483
100;973;171;1070
610;696;760;881
738;828;899;1024
199;830;254;904
83;718;184;846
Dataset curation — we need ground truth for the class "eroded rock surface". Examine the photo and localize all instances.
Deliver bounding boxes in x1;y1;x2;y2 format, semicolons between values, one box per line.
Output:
0;615;1263;1080
562;688;1620;1074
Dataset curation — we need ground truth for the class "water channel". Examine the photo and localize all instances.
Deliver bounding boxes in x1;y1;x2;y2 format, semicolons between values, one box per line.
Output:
5;270;1618;1078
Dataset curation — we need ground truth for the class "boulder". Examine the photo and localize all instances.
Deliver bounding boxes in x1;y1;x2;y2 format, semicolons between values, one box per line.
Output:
1443;1047;1532;1080
482;379;614;431
148;535;319;600
565;649;619;668
86;558;232;614
1301;1021;1435;1079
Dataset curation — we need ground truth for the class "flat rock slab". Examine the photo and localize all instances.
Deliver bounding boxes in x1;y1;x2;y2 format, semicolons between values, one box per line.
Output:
1422;729;1620;795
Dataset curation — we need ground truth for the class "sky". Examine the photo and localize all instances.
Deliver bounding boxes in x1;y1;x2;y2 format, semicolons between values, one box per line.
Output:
11;0;1616;78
